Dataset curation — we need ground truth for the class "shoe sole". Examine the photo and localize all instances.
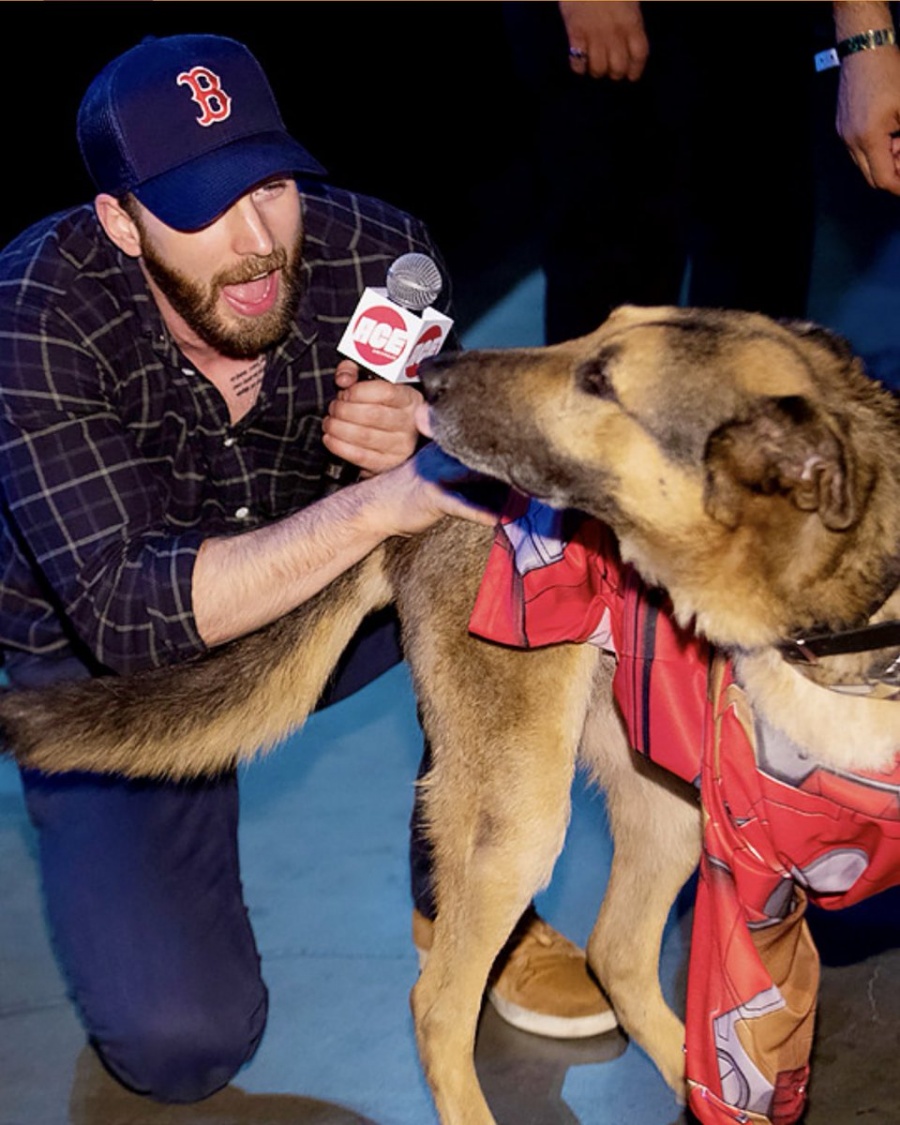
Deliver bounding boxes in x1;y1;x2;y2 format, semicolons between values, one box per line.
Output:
486;991;618;1039
414;947;618;1040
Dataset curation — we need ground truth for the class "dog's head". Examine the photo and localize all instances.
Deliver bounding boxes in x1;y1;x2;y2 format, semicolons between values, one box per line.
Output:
421;306;900;648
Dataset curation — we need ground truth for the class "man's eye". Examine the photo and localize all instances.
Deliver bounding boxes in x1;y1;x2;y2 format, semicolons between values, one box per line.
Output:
257;180;287;198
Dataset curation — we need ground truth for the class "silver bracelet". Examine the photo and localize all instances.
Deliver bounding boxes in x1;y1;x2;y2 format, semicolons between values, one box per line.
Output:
815;27;896;72
837;27;897;59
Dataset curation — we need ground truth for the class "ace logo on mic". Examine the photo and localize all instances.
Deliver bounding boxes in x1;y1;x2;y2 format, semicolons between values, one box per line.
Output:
337;256;454;384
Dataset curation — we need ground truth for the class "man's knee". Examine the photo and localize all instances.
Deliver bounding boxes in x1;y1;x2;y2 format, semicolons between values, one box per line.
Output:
95;986;269;1103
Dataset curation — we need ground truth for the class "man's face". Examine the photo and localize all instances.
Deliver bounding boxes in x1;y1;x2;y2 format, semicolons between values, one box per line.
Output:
132;179;305;360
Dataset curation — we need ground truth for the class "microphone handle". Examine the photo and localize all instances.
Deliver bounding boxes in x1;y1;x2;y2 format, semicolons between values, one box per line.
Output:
318;454;361;497
317;370;373;498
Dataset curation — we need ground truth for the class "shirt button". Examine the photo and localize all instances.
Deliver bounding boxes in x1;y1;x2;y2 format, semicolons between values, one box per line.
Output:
223;436;237;448
235;506;251;520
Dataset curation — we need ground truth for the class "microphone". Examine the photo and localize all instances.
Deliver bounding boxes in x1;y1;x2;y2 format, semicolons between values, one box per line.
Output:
386;252;443;312
336;252;453;383
319;253;454;496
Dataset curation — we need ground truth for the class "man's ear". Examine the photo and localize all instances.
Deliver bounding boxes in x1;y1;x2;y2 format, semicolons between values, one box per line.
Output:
94;194;142;259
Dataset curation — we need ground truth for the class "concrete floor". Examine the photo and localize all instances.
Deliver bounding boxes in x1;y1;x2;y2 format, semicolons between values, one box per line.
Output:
6;655;900;1125
0;660;694;1125
4;101;900;1125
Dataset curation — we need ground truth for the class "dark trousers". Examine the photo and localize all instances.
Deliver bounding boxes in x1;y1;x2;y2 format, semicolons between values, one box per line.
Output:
409;736;436;920
17;608;430;1103
20;767;268;1103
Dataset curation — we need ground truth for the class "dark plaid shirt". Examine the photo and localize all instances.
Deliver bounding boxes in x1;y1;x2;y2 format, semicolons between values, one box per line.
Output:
0;185;441;680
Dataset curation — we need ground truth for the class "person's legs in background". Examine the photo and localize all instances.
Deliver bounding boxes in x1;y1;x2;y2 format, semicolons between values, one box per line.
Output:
505;2;818;342
505;0;692;345
683;3;816;320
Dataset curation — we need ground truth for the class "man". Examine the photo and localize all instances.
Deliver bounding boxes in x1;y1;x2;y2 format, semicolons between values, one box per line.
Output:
0;34;610;1104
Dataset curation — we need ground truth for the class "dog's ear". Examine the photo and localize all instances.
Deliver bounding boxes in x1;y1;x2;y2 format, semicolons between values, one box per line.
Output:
704;396;859;532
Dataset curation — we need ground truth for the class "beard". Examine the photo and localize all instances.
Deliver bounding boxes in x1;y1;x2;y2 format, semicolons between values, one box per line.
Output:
140;228;305;361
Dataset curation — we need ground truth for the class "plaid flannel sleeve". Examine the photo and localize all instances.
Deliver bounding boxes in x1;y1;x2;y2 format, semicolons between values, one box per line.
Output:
0;300;207;674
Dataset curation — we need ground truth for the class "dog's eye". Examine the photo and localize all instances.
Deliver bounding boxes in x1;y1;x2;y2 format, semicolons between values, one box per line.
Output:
576;348;619;399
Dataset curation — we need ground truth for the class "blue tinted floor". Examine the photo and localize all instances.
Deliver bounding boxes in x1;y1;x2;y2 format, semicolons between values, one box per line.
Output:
0;657;690;1125
3;248;900;1124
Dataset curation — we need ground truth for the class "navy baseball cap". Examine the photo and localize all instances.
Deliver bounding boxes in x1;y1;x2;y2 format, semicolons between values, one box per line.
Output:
77;34;327;231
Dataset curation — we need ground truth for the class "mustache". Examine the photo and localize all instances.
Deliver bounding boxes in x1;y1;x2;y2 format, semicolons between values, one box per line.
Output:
214;246;290;289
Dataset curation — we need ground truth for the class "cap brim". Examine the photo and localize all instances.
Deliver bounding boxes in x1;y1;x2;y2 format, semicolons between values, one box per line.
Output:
133;132;326;231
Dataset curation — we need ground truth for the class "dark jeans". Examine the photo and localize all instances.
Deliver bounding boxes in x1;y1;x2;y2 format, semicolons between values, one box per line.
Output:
17;608;430;1103
409;736;436;920
20;767;267;1103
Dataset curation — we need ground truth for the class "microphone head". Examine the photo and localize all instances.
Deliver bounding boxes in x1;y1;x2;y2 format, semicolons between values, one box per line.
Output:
386;253;443;311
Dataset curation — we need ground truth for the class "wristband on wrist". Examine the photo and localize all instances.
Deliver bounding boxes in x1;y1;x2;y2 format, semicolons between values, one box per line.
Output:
838;26;896;58
815;27;896;72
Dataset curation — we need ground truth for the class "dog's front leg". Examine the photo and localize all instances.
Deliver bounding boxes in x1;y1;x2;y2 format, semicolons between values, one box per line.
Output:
580;661;700;1101
409;637;598;1124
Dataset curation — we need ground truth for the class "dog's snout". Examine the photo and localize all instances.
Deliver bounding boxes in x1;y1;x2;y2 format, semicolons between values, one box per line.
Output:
419;352;461;404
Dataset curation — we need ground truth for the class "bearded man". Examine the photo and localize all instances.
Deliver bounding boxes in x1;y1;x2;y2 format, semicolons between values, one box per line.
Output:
0;34;612;1105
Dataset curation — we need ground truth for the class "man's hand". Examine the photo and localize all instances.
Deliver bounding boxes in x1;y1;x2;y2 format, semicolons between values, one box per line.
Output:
836;49;900;191
322;360;423;475
561;0;648;81
374;443;500;538
834;1;900;193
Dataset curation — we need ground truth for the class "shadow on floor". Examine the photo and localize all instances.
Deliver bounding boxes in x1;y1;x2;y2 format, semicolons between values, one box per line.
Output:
69;1048;379;1125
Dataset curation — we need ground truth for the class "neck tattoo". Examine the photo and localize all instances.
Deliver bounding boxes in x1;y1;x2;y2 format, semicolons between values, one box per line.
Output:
230;355;266;399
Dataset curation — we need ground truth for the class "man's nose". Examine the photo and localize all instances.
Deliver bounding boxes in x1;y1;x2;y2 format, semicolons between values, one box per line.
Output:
228;196;275;256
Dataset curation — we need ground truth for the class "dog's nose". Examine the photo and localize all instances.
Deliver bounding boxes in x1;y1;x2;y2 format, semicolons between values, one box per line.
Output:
418;352;459;404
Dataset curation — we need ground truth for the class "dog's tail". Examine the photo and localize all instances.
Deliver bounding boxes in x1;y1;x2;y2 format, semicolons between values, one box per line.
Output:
0;548;393;780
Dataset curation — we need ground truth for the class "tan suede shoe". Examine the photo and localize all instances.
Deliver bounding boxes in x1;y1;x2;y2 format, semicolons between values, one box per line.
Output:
412;906;617;1039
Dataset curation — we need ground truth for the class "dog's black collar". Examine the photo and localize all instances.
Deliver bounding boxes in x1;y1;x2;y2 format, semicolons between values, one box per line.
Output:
779;620;900;664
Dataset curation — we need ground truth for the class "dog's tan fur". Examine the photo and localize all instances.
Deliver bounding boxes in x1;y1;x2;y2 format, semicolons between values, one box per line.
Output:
3;306;900;1123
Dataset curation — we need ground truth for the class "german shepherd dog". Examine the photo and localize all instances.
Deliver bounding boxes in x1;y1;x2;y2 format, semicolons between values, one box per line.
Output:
3;306;900;1125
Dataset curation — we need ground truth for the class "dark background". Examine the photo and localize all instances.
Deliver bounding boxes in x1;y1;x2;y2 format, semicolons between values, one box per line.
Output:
3;2;541;332
5;3;899;351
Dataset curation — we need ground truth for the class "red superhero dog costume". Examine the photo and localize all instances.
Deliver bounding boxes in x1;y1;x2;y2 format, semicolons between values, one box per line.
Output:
469;493;900;1125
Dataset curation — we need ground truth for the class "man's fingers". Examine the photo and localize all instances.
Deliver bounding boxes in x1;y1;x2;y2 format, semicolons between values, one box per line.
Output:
334;359;361;388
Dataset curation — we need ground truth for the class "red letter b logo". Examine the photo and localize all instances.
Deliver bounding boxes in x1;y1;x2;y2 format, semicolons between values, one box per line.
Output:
176;67;232;127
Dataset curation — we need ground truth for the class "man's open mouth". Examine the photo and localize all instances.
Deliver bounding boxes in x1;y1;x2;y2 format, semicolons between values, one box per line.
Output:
220;270;280;317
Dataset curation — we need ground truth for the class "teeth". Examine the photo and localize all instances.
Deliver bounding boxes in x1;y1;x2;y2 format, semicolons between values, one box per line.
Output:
229;272;269;285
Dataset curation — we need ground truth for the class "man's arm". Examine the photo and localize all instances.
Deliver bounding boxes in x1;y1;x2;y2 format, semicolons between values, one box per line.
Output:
833;0;900;193
0;293;490;672
192;442;492;648
190;356;482;647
